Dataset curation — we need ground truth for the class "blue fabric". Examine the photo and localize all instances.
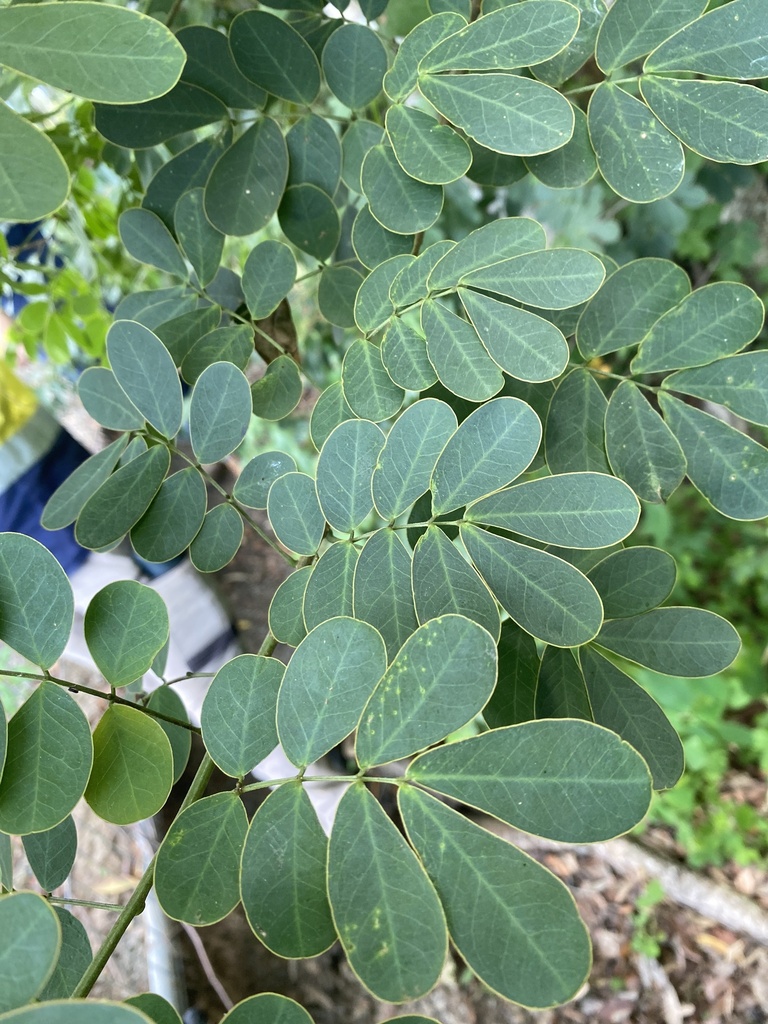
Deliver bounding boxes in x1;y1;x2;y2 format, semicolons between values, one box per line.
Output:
0;428;90;574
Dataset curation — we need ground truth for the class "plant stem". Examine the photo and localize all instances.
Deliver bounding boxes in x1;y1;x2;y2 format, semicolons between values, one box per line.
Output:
565;75;638;97
586;365;660;394
0;670;201;734
240;773;404;794
71;749;216;998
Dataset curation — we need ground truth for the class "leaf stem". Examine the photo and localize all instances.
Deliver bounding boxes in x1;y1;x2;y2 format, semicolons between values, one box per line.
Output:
565;75;638;97
586;365;660;394
46;896;124;913
0;670;201;734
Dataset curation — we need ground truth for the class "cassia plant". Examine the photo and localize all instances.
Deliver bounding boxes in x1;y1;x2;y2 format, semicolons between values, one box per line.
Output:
0;0;766;1021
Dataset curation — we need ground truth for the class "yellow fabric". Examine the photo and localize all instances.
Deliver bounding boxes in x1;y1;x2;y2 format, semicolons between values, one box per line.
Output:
0;364;38;444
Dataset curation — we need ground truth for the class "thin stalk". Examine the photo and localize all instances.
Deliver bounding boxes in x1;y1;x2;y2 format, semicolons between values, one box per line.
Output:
565;75;638;97
47;896;124;913
0;670;201;734
240;774;404;794
72;629;280;997
585;366;660;394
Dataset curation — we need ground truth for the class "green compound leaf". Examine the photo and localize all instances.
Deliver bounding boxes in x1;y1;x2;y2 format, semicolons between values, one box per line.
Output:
432;397;541;514
0;684;91;835
143;135;229;230
428;217;546;292
189;503;244;573
386;106;471;185
270;567;312;647
412;526;500;641
267;472;325;556
146;687;191;784
354;529;419;660
525;104;597;189
85;581;169;687
357;614;497;767
466;140;527;186
580;647;683;791
645;0;768;79
342;339;405;421
595;606;741;678
373;399;457;520
190;362;252;465
251;356;303;422
241;783;335;958
663;353;768;428
317;420;385;533
390;240;455;309
318;266;364;329
355;255;413;335
243;242;297;321
124;995;182;1024
322;24;387;109
219;994;313;1024
286;113;341;194
118;208;187;279
85;705;172;826
576;257;691;360
534;0;608;87
310;382;355;451
535;646;592;721
277;617;387;767
303;541;358;630
41;436;129;532
0;534;73;669
2;1005;152;1024
155;306;221;366
106;320;182;439
459;289;568;383
484;620;539;728
407;718;652;842
201;655;283;778
22;816;77;892
640;77;768;165
462;248;605;309
419;1;579;72
605;381;686;504
278;184;339;261
587;83;684;203
0;2;185;104
466;472;640;549
40;906;92;1001
595;0;705;72
174;188;223;289
328;784;447;1003
399;787;591;1009
418;73;574;157
181;326;253;386
234;452;297;510
587;546;677;620
352;205;415;270
659;392;768;521
155;792;247;926
421;299;503;403
462;525;604;648
362;143;443;235
381;320;437;392
0;892;60;1013
384;12;467;102
177;25;267;110
0;104;69;221
78;368;143;432
94;83;226;149
341;119;384;194
205;120;288;237
113;287;200;331
229;10;320;104
545;368;610;475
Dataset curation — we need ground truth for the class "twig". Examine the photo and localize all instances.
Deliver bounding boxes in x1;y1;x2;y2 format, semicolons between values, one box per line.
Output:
180;922;235;1011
